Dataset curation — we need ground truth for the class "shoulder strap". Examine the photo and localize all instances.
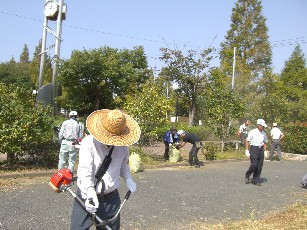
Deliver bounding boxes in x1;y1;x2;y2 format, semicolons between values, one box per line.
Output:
94;146;114;188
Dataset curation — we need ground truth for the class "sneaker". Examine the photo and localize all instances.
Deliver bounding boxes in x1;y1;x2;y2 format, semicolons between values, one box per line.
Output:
194;164;200;168
280;160;283;163
245;175;250;184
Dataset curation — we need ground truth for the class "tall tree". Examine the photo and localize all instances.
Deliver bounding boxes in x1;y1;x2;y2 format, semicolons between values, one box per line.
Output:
279;44;307;122
0;61;33;88
19;44;30;63
202;67;245;150
57;46;150;115
160;48;213;127
219;0;272;100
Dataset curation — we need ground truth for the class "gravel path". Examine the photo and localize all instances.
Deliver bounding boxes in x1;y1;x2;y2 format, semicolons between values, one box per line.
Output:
0;160;306;230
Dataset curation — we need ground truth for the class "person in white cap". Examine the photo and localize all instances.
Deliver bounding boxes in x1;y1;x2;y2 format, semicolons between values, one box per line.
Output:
237;119;251;144
244;119;268;186
70;109;141;230
177;130;202;168
269;123;285;162
58;111;82;173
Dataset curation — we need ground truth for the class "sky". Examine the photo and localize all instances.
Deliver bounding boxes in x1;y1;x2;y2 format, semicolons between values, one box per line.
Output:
1;0;306;76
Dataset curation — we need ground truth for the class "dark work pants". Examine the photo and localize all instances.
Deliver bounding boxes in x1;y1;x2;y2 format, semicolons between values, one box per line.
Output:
188;144;200;165
164;141;170;160
70;189;121;230
245;145;264;183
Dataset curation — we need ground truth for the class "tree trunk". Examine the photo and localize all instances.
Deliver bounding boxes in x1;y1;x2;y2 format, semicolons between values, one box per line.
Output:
188;101;196;127
7;152;15;164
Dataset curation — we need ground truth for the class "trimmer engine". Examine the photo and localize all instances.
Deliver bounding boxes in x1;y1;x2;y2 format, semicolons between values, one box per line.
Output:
49;168;73;193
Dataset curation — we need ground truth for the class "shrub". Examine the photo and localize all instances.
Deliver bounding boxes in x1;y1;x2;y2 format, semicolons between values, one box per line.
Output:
202;142;218;160
282;124;307;155
0;84;55;163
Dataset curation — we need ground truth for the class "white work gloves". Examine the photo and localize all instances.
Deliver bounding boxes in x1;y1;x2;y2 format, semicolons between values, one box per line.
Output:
125;177;137;193
85;187;99;213
245;150;250;158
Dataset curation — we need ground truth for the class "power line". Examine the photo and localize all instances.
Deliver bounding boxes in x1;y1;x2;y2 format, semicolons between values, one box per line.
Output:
2;10;306;52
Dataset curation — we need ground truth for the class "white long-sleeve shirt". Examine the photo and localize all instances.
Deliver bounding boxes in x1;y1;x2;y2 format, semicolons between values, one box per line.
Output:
77;135;131;199
59;118;82;141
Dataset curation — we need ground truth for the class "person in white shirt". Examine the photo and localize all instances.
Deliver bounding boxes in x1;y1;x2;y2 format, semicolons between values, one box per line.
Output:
269;123;285;162
245;119;268;186
70;109;141;230
237;120;251;144
58;111;82;173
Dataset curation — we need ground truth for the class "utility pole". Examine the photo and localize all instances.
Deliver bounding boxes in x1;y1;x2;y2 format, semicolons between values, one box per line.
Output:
229;46;236;129
231;47;236;90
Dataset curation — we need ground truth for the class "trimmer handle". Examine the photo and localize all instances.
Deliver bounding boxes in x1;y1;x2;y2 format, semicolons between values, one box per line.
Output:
124;190;131;200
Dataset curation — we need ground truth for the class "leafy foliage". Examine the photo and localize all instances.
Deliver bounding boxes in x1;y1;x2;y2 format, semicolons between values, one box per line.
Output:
282;124;307;155
159;48;213;126
279;45;307;122
123;78;174;141
0;61;33;88
202;68;245;150
219;0;273;120
0;84;55;163
57;46;150;115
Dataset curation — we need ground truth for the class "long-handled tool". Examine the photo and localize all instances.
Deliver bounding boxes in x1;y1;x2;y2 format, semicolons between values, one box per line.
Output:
48;168;131;230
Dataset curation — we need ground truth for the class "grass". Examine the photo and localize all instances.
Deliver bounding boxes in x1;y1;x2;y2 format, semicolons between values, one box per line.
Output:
186;203;307;230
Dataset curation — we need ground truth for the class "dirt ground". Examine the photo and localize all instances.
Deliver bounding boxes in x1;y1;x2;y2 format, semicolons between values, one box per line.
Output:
142;141;192;158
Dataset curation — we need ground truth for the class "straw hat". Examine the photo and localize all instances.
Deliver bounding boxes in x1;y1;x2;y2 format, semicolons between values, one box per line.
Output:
86;109;141;146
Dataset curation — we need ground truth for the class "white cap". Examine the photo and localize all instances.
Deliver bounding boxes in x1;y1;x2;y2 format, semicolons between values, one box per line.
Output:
273;123;278;127
69;111;78;116
257;119;267;127
177;130;185;135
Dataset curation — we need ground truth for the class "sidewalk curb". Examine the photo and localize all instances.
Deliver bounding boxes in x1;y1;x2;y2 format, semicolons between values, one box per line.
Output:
0;159;249;179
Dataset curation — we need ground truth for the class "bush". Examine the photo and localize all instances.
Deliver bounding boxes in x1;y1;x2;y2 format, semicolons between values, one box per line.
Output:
202;142;218;160
0;84;55;163
282;124;307;155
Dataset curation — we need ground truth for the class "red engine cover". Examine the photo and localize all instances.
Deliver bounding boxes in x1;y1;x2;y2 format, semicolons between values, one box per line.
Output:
50;168;73;188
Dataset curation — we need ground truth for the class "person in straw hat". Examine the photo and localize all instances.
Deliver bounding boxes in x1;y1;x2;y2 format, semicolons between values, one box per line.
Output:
70;109;141;230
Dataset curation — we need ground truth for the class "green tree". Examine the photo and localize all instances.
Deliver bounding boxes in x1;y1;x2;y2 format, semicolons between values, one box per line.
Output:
0;83;54;163
57;46;150;115
160;48;213;126
279;44;307;122
203;68;245;151
19;44;30;63
219;0;272;106
0;61;33;88
123;78;174;135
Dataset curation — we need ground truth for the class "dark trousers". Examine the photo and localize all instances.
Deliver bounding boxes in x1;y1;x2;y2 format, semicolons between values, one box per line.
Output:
70;189;121;230
245;146;264;183
188;144;200;165
164;141;170;160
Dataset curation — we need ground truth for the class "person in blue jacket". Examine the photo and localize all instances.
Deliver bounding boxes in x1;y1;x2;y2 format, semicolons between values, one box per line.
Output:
163;127;179;160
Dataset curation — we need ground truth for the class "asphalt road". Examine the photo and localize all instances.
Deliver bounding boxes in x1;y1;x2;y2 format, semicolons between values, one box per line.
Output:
0;160;306;230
